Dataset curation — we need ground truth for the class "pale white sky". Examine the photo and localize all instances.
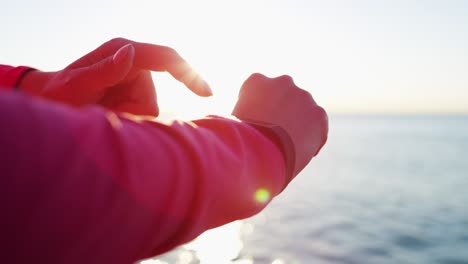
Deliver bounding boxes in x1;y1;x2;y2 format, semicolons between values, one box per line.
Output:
1;0;467;116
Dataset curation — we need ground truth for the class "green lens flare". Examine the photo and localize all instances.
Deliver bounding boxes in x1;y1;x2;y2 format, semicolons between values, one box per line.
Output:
255;188;270;203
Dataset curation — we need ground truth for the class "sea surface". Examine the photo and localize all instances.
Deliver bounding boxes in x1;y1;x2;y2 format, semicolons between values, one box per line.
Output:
144;115;468;264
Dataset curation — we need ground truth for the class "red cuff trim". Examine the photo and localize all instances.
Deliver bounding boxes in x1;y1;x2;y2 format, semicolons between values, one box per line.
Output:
0;65;35;90
14;67;36;91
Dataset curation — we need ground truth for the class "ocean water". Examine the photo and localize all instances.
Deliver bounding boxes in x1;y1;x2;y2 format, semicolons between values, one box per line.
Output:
145;115;468;264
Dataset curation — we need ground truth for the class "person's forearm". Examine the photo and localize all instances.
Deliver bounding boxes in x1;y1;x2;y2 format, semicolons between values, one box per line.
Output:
0;92;290;264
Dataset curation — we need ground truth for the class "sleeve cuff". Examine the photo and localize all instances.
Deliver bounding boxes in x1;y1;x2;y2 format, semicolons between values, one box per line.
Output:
0;65;36;91
241;119;296;192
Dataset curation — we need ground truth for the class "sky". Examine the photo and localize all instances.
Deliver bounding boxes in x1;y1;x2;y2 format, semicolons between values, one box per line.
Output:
1;0;467;117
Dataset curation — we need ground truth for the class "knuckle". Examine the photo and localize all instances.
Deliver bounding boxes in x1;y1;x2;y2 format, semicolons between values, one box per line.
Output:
247;72;267;82
275;74;294;84
164;46;178;57
294;87;315;103
109;37;128;44
298;87;310;97
315;106;328;122
105;38;131;50
242;73;268;89
157;46;181;62
62;73;77;90
55;70;73;87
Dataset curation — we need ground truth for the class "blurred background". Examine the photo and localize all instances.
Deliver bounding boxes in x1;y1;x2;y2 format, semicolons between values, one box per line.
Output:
2;0;467;263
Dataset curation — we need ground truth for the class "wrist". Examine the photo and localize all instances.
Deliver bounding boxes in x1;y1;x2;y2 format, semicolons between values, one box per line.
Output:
17;70;54;96
240;119;297;191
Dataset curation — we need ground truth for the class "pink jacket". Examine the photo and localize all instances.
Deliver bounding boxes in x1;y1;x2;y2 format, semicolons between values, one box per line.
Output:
0;65;298;264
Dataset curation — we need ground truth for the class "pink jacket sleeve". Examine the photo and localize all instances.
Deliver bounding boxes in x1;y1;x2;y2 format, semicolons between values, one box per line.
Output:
0;64;34;90
0;91;296;264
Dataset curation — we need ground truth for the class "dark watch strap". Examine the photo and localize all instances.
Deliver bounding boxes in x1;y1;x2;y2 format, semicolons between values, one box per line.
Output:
14;67;36;91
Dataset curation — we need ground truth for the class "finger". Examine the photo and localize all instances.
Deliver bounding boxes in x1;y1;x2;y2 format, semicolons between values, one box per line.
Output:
101;71;159;117
131;42;212;97
72;44;135;94
67;38;131;69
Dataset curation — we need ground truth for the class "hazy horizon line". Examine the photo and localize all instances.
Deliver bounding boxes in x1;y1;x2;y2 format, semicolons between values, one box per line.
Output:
328;112;468;117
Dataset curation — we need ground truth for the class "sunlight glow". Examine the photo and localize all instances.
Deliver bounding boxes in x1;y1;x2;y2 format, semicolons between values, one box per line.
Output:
106;112;122;130
2;0;467;115
177;251;193;264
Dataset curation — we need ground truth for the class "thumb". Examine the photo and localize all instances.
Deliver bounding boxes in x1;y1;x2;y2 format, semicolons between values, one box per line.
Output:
72;44;135;92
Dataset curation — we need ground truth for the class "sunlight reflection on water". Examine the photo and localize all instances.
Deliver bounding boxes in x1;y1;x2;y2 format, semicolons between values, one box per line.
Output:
183;221;244;264
146;221;253;264
144;115;468;264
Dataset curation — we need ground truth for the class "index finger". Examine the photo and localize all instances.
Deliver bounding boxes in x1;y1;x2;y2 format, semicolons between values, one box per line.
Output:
131;41;212;97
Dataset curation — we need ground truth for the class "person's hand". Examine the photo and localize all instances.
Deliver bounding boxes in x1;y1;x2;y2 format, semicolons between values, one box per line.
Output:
19;38;212;116
232;73;328;176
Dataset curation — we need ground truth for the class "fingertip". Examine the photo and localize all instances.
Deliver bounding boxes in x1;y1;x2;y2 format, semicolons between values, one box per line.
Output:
186;78;213;97
194;81;213;97
201;81;213;97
